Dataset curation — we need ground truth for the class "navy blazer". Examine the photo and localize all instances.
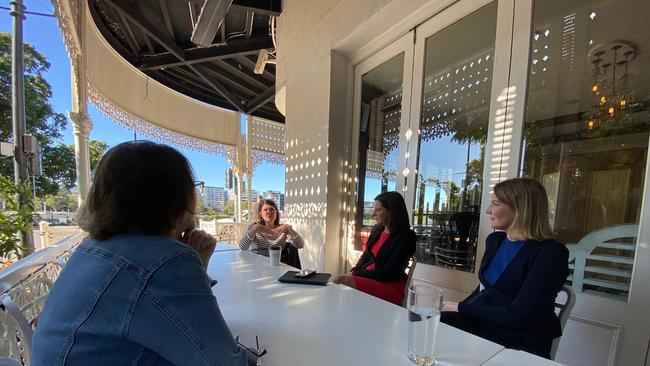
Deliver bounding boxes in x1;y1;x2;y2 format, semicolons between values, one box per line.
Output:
350;226;416;282
442;231;569;358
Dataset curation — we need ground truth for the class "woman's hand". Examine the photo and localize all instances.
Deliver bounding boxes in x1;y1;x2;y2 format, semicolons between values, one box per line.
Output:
249;223;276;238
273;224;295;236
179;229;216;270
442;301;459;312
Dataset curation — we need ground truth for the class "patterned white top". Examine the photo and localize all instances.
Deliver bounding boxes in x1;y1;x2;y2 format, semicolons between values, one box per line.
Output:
239;223;305;256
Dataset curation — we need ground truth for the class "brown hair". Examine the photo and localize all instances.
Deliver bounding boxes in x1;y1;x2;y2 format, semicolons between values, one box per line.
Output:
493;178;553;241
77;141;196;240
258;199;280;225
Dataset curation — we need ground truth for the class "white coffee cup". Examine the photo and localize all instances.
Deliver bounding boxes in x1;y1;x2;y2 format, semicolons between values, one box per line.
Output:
269;245;281;266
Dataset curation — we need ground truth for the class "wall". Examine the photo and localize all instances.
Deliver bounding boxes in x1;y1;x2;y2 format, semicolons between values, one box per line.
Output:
277;0;392;271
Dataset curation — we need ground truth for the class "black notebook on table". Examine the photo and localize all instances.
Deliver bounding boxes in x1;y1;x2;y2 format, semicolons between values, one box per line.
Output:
278;271;331;286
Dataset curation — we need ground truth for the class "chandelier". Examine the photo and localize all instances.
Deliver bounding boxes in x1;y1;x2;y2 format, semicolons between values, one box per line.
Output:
586;41;636;130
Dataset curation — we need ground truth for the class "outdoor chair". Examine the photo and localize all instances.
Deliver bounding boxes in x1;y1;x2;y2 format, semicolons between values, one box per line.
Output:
569;224;637;296
550;285;576;360
401;257;417;307
433;211;479;270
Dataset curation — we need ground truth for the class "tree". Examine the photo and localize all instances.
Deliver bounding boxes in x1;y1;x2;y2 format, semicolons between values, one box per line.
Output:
43;189;77;212
1;33;67;196
88;140;109;172
223;200;234;216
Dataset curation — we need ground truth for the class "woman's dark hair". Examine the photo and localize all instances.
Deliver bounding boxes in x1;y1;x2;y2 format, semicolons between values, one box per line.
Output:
258;199;280;225
77;141;196;240
367;191;411;245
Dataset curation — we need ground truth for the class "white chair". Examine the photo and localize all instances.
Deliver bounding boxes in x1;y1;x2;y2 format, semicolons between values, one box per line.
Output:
550;285;576;360
569;224;637;295
401;257;417;307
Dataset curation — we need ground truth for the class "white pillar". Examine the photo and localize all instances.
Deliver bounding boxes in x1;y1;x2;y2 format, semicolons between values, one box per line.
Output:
245;114;254;217
235;171;243;222
68;0;92;208
69;110;92;207
247;173;253;217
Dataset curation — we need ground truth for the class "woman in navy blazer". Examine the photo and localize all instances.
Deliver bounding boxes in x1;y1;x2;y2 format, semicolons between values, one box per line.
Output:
441;178;569;359
331;191;416;304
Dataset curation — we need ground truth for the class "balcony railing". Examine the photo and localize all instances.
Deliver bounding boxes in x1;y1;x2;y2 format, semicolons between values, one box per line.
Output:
198;220;248;244
0;233;86;365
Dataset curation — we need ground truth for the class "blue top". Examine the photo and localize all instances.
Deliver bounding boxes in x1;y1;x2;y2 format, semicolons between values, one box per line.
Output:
483;236;525;285
31;234;248;366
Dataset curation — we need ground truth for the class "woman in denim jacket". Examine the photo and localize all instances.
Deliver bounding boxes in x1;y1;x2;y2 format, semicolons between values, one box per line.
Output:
32;141;251;366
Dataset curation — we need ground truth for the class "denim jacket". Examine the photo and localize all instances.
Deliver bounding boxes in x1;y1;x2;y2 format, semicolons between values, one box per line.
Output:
31;234;248;366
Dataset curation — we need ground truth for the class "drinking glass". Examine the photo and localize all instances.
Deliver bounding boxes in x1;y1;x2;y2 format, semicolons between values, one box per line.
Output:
407;285;443;365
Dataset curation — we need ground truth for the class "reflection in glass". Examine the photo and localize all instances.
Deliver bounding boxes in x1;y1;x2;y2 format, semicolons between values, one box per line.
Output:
413;3;497;271
354;54;404;250
523;0;650;300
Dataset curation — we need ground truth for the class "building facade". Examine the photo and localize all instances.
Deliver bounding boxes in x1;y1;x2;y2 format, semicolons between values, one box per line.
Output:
264;190;285;211
200;186;228;212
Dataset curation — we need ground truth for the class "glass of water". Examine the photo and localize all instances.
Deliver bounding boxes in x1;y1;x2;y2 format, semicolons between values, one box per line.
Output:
407;285;443;365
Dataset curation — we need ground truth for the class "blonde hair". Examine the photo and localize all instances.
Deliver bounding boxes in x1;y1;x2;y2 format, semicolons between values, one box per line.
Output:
494;178;553;241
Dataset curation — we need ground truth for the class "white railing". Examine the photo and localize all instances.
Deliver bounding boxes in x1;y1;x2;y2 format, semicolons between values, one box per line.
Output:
198;220;248;244
0;233;86;365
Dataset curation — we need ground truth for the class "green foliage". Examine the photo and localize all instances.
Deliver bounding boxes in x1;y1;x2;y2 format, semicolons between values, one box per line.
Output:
223;200;234;215
89;140;109;172
43;189;77;212
1;33;68;196
38;140;109;193
0;33;111;199
0;176;35;259
39;143;77;192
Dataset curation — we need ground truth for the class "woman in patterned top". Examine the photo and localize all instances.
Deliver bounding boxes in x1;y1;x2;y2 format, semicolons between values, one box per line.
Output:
239;199;304;256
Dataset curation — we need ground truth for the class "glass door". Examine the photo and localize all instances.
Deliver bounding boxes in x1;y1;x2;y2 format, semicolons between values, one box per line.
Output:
410;2;497;273
404;0;513;296
347;33;414;261
512;0;650;364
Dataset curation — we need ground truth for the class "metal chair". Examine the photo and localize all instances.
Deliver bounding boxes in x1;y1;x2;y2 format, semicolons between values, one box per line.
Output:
550;285;576;360
401;257;417;307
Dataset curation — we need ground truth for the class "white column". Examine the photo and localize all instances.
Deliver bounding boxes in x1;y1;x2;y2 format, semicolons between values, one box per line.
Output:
247;173;253;218
69;111;92;206
245;114;253;217
68;0;92;208
235;170;243;222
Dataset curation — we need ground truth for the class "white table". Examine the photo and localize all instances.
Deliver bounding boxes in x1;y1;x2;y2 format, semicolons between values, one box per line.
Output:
220;284;504;366
482;349;565;366
215;242;240;252
207;250;565;366
208;250;326;308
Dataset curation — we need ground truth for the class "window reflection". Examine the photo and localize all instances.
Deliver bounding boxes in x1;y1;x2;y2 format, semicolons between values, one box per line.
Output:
354;54;404;250
413;3;497;271
523;0;650;300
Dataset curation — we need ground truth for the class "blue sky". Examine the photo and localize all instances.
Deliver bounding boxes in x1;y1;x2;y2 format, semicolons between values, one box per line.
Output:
0;0;284;192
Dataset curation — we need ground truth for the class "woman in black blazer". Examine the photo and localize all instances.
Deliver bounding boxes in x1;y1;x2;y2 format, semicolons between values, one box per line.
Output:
331;191;415;305
441;178;569;359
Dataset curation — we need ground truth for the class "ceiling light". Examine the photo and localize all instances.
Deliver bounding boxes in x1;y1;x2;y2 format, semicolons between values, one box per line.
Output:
254;49;271;74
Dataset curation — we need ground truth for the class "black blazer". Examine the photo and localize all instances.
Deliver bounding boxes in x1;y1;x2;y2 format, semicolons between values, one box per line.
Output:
350;226;416;282
444;231;569;358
